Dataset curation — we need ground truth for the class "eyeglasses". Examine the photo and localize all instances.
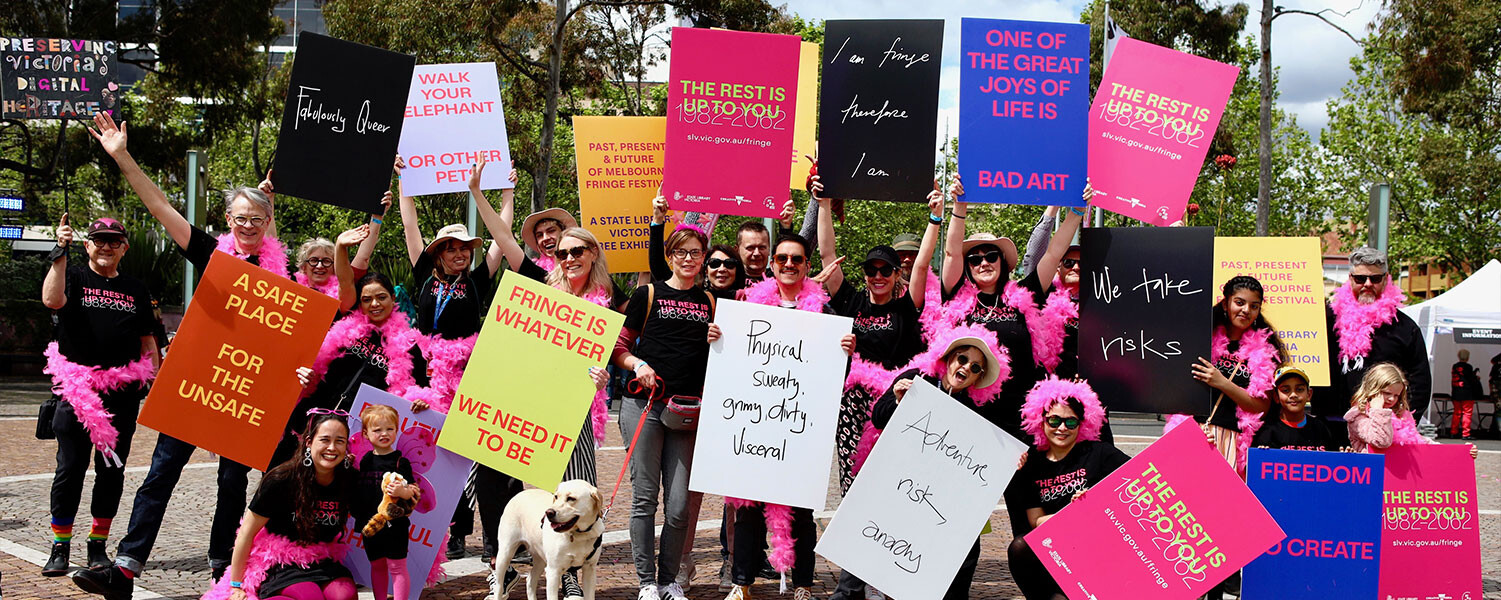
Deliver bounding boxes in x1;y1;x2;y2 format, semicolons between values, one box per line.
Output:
231;215;267;228
707;257;740;269
90;237;126;249
965;250;1002;267
1351;273;1386;284
1059;258;1079;269
303;257;333;268
554;246;590;261
862;264;896;278
671;248;705;260
953;353;985;376
1045;415;1081;430
307;408;350;417
773;253;806;266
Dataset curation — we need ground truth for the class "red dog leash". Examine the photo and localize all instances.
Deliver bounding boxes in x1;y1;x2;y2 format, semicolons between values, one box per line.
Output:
603;376;664;518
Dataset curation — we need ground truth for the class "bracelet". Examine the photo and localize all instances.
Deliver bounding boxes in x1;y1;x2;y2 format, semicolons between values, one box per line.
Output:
370;217;384;225
229;581;243;588
1068;206;1086;216
950;212;966;220
393;174;401;180
928;214;943;225
634;360;649;373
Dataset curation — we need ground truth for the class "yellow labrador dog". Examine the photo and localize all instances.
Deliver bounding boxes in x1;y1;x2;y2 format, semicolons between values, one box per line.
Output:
494;479;603;600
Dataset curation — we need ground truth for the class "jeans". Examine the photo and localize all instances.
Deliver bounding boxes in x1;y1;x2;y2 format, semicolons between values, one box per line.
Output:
50;387;143;523
731;504;815;588
114;433;252;573
620;396;697;586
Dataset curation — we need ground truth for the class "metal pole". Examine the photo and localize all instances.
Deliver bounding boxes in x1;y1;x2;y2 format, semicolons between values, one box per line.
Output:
1368;182;1390;252
184;149;200;307
1257;0;1273;236
467;191;478;236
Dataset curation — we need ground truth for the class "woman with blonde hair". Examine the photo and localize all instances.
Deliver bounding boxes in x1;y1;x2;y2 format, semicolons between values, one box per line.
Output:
1348;363;1477;458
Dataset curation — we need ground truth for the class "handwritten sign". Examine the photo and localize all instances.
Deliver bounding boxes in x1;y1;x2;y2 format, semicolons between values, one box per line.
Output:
1027;424;1284;600
397;62;512;196
1378;445;1481;600
1243;449;1384;599
1087;38;1238;225
1214;237;1329;386
573;116;667;274
1078;226;1212;414
342;386;471;600
788;42;819;189
816;378;1026;598
816;20;942;201
664;27;800;218
437;276;623;489
0;38;119;119
689;299;852;508
271;33;415;214
138;252;339;470
958;19;1088;207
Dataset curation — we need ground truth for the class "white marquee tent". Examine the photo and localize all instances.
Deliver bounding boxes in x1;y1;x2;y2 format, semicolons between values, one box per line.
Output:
1401;259;1501;421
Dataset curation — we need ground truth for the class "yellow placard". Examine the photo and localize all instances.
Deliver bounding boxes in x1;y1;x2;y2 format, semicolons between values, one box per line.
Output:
574;115;667;273
789;41;819;189
438;275;624;489
1212;237;1330;386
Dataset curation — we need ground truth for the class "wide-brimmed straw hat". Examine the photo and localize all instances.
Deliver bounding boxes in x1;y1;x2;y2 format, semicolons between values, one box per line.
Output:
940;335;1002;389
521;208;578;253
424;223;483;256
960;233;1018;272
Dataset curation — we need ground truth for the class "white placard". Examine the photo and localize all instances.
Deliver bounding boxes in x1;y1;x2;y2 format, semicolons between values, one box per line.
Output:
689;299;852;509
815;378;1027;599
397;62;513;195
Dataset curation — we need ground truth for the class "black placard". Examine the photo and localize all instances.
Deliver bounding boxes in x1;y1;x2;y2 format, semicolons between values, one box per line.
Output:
1454;328;1501;345
1078;227;1214;414
817;20;943;202
1;38;120;119
272;33;415;214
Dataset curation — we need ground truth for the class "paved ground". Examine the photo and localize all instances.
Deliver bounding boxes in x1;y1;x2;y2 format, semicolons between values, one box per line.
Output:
1;376;1498;600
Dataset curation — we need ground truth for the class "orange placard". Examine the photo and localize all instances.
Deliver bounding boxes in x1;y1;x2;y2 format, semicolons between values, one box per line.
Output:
138;252;340;470
574;116;667;273
789;41;818;189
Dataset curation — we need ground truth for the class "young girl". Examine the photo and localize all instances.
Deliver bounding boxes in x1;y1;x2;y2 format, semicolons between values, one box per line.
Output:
1348;363;1478;459
1251;367;1339;451
354;405;420;600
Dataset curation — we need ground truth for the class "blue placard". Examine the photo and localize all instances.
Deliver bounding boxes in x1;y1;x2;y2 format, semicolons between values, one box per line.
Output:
1243;448;1384;599
958;18;1089;206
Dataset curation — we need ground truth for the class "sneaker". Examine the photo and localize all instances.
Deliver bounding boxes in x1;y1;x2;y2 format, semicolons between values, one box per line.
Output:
210;564;226;584
792;587;812;600
42;541;70;577
758;561;777;580
660;582;688;600
487;567;520;599
71;565;133;600
86;540;110;571
638;583;660;600
511;547;533;565
562;570;584;600
867;587;886;600
446;536;466;560
724;584;750;600
718;561;733;592
675;561;696;588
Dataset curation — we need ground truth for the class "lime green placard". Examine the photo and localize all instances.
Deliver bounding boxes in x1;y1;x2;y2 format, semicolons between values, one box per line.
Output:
437;275;624;490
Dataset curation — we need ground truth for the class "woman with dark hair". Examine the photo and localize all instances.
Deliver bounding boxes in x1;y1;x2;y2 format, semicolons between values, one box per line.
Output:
205;412;358;600
704;244;745;300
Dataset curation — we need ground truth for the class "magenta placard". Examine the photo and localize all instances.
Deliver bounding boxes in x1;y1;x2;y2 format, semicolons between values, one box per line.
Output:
1086;38;1238;226
1378;445;1481;599
1024;425;1283;600
664;27;800;219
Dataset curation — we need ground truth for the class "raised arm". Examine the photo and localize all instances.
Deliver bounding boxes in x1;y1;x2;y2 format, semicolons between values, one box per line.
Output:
1033;204;1086;293
468;158;519;274
910;187;943;311
648;194;671;281
88;112;191;250
351;192;391;272
1021;206;1059;275
394;156;426;266
334;225;369;312
813;175;843;296
940;175;968;293
42;213;71;310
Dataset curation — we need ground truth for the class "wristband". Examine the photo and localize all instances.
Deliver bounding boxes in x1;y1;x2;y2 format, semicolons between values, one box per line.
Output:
950;212;966;220
928;214;943;225
1068;206;1086;217
370;217;384;225
47;244;69;262
393;173;401;180
230;581;243;589
634;360;649;373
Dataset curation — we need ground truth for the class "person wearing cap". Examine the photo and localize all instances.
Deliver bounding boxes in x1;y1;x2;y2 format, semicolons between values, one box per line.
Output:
890;232;920;288
40;214;160;577
1251;367;1340;451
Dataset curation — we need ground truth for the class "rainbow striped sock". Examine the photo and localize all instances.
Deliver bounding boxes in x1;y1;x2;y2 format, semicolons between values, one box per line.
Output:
50;518;73;543
89;518;112;542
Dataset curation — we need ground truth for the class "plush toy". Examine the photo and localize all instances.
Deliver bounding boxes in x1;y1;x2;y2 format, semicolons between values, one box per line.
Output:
362;472;416;537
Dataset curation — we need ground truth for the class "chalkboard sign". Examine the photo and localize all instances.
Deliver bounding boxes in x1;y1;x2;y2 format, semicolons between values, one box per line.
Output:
271;33;415;214
1;38;120;119
817;20;943;202
1077;227;1213;414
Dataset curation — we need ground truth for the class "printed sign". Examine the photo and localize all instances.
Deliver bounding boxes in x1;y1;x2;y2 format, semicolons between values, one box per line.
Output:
438;276;623;489
958;19;1088;207
138;252;340;470
0;38;120;119
1454;327;1501;345
342;386;471;600
272;33;416;214
788;42;819;189
1378;445;1481;600
1027;425;1285;600
1243;449;1384;599
573;116;667;273
689;299;853;508
397;62;512;196
1078;227;1213;414
1214;237;1329;386
664;27;800;219
816;378;1026;598
1086;37;1238;226
817;20;943;201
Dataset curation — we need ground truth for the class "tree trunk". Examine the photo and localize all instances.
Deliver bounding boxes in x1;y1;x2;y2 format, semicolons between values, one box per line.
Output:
1257;0;1273;236
532;0;570;215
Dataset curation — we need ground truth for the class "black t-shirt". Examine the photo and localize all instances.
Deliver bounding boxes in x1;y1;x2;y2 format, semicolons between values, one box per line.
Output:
1251;414;1339;452
54;265;155;368
1451;362;1482;401
1019;270;1080;378
411;253;493;339
181;226;294;275
298;331;429;427
250;471;350;543
353;451;415;528
830;284;921;370
1196;338;1253;431
1012;441;1130;517
624;282;713;397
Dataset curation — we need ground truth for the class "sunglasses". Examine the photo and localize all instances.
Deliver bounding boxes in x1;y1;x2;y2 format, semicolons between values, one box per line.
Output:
965;250;1002;267
953;353;986;376
1045;415;1082;430
1351;273;1386;284
554;246;590;261
863;264;896;278
90;237;126;249
303;257;334;268
773;253;806;266
707;257;740;269
1059;258;1079;269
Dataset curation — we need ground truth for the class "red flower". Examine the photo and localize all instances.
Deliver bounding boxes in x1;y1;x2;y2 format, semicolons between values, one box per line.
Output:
1186;203;1201;216
1214;154;1237;170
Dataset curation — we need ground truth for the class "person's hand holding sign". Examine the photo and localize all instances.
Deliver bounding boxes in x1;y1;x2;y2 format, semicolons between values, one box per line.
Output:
778;198;796;230
706;323;722;343
892;378;914;403
1191;357;1229;390
840;333;856;357
296;366;314;388
589;366;608;391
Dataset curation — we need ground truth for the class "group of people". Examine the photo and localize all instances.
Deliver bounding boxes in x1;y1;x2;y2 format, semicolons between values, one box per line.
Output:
38;110;1474;600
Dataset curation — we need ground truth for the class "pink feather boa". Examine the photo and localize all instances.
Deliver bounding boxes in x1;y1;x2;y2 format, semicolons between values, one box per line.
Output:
1165;325;1279;475
308;311;425;402
1329;282;1406;362
1391;412;1430;447
1002;280;1078;374
1020;376;1106;448
294;271;342;299
574;285;613;443
216;233;289;279
412;334;477;415
42;342;155;461
917;270;977;341
200;527;348;600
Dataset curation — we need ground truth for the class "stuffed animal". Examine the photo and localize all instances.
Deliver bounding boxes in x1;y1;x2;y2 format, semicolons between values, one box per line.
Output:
363;472;417;537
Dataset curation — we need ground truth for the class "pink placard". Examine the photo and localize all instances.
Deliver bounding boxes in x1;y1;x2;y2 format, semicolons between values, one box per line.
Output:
1378;445;1481;599
664;27;800;219
1086;38;1238;226
1025;425;1284;600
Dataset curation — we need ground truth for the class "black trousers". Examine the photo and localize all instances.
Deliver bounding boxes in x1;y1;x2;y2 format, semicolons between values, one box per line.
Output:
449;464;523;560
943;538;982;600
731;504;816;588
1008;537;1066;600
50;387;143;523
